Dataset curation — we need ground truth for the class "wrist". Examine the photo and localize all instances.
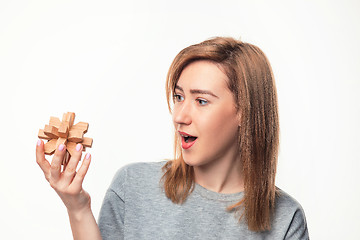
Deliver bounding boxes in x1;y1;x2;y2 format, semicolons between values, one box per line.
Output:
67;205;93;222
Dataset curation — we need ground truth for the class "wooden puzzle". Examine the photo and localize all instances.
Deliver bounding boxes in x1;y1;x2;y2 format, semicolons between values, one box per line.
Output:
38;112;93;165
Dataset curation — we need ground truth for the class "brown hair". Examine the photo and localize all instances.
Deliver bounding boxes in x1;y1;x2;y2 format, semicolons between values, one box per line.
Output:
161;37;279;232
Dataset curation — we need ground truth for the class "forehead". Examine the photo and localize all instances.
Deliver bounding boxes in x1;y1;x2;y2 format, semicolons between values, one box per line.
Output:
176;60;229;91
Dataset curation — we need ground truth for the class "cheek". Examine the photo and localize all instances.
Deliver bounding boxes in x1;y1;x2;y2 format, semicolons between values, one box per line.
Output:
200;107;239;140
172;107;179;126
172;114;176;127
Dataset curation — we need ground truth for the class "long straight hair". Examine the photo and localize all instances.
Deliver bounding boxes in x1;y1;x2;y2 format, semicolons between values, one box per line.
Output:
161;37;279;232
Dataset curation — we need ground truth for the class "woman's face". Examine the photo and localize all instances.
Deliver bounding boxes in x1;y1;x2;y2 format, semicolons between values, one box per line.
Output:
172;60;240;168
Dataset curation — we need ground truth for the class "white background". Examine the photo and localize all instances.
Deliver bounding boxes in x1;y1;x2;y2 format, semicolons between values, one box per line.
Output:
0;1;359;239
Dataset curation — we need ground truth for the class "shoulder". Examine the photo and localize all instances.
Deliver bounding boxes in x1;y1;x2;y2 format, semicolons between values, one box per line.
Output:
108;161;167;193
275;188;304;211
273;188;309;239
113;161;167;179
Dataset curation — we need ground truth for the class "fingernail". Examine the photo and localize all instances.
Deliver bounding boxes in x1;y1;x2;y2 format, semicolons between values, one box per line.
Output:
85;153;91;159
37;140;41;146
58;144;65;151
76;144;82;152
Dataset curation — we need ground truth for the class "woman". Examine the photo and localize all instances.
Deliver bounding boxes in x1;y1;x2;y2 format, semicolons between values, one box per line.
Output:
36;37;309;239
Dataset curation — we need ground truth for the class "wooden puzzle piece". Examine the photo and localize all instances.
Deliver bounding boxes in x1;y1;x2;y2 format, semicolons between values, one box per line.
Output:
38;129;51;140
44;125;59;139
58;122;69;138
38;112;93;165
72;122;88;133
68;129;84;143
82;137;93;147
44;139;57;155
49;117;61;128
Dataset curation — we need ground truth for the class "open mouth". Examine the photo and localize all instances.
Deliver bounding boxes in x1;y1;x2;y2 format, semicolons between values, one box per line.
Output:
183;135;197;143
179;131;198;149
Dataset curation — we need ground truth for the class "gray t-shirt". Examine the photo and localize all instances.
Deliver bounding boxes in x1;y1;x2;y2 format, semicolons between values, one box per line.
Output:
98;161;309;239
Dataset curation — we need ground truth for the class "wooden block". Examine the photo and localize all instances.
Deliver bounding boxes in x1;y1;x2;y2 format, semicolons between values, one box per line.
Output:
72;122;89;133
82;137;93;147
44;139;57;155
56;137;67;148
58;121;69;138
61;113;71;129
62;112;75;128
68;130;84;143
38;129;51;140
62;112;70;123
69;112;75;127
49;117;61;128
66;142;77;156
39;112;92;157
44;125;59;139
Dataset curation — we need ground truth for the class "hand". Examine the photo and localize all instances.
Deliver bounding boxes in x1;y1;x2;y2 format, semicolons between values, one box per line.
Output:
36;140;92;215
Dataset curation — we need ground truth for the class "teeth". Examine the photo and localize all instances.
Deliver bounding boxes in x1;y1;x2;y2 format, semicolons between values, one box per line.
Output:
180;133;191;137
179;132;197;140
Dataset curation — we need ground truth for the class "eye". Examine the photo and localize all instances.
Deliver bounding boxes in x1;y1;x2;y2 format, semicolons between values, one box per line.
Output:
173;94;184;102
196;98;208;106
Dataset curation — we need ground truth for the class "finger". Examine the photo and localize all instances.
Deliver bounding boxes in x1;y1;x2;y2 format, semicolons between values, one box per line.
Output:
71;153;91;191
63;143;83;186
63;151;70;169
50;143;66;181
36;139;51;180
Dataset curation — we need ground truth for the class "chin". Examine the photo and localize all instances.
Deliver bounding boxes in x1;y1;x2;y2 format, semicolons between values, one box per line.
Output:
182;155;196;167
182;154;208;167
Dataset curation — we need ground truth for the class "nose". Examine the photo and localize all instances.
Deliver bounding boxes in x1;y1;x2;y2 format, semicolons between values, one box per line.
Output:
172;101;192;126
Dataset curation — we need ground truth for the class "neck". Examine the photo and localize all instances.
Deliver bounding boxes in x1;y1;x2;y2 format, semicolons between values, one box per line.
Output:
194;151;244;194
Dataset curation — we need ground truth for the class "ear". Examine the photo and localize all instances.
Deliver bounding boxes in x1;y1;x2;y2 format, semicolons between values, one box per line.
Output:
237;112;242;127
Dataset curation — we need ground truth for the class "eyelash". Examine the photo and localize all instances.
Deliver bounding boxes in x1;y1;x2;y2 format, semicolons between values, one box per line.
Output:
173;94;208;106
173;94;184;102
196;98;208;106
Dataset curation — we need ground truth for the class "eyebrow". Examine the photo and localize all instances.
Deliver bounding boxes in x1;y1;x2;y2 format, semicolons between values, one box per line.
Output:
175;85;219;98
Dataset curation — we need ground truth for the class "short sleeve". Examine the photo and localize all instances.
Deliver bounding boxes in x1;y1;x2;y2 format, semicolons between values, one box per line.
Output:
98;167;127;240
284;207;309;240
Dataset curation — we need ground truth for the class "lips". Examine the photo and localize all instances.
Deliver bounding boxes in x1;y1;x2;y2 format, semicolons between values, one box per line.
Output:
179;131;198;149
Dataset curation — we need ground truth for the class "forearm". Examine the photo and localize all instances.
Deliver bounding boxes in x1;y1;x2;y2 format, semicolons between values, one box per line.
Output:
68;208;102;240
